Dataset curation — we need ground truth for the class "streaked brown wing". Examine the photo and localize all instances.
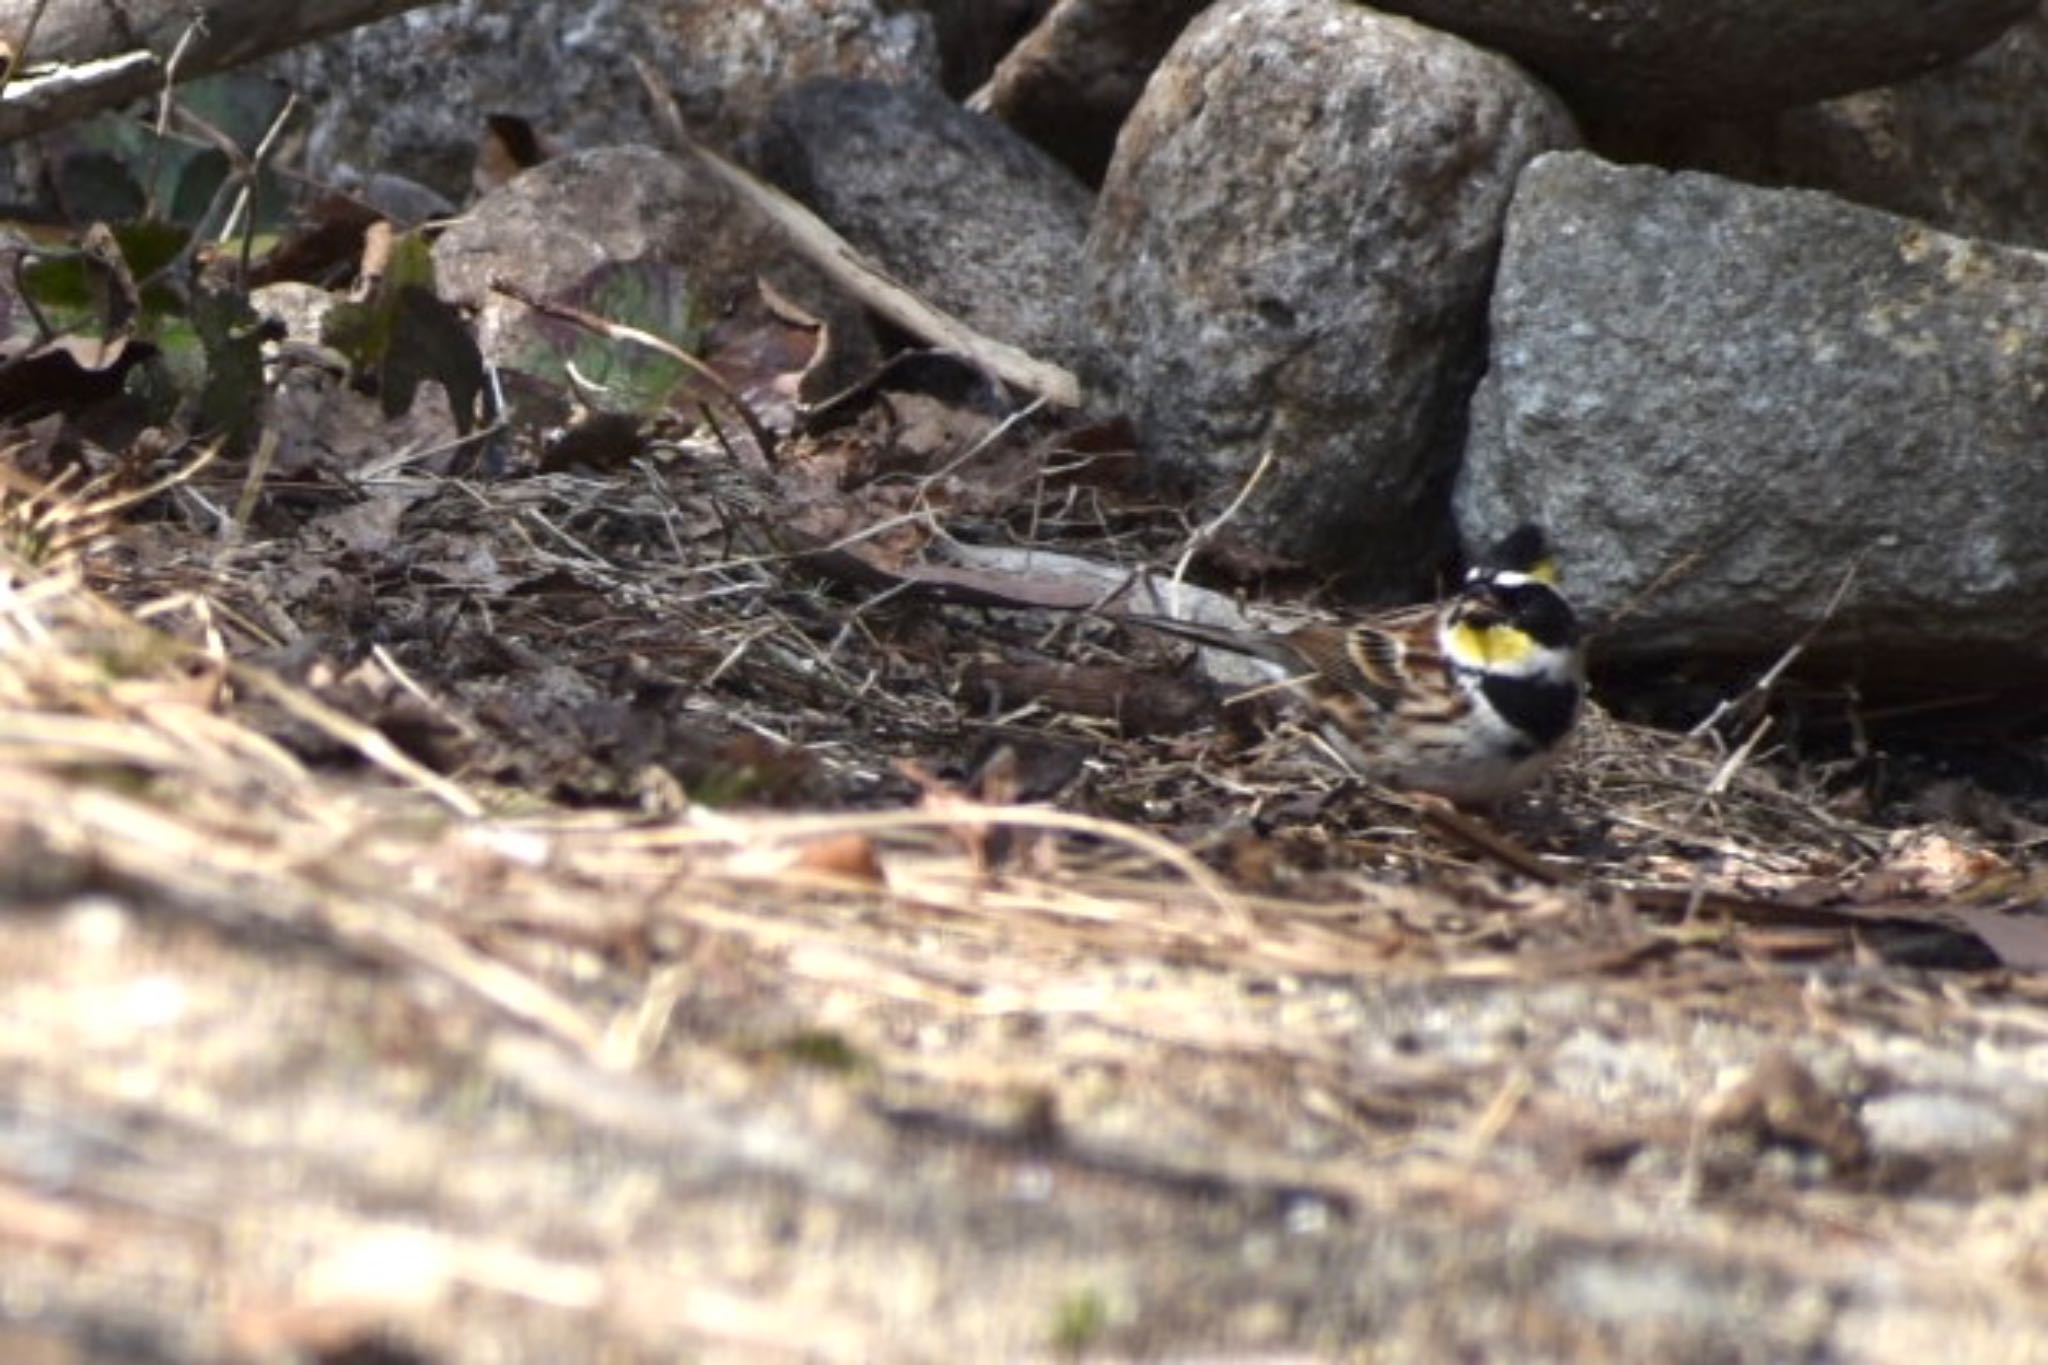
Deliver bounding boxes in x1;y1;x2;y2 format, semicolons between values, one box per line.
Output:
1278;607;1436;712
1383;643;1472;723
1379;622;1467;722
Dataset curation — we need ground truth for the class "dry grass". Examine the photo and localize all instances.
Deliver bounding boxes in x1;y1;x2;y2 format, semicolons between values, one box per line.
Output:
2;438;2046;1361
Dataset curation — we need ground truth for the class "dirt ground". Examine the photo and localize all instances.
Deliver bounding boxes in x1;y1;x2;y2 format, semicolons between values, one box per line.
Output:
2;372;2048;1365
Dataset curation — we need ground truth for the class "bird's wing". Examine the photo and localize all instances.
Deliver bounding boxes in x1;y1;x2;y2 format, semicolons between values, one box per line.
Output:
1123;602;1458;714
1280;622;1412;711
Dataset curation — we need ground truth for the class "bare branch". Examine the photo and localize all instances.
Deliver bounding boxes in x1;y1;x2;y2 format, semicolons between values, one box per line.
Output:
0;0;443;142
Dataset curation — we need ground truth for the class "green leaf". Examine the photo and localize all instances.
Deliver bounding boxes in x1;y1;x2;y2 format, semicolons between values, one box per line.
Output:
17;221;194;346
322;231;487;433
322;230;430;372
166;148;231;229
149;314;208;398
502;260;708;419
50;152;146;224
191;282;267;452
65;73;298;233
383;284;486;433
113;220;192;281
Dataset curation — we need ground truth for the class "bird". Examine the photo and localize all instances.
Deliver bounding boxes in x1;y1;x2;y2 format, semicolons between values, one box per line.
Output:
1121;525;1585;805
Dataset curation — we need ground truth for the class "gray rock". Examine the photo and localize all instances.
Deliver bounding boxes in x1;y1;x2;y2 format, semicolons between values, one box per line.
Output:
250;282;337;350
1548;1254;1832;1354
972;0;1209;183
1455;152;2048;683
748;79;1096;369
270;0;940;201
432;145;875;386
651;0;941;149
1594;4;2048;253
1084;0;1577;595
1368;0;2038;114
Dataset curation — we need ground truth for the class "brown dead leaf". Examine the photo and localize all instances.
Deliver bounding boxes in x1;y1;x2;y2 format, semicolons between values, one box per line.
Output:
1699;1048;1869;1173
898;758;995;877
696;279;829;425
539;410;648;472
475;112;553;195
306;492;414;557
789;834;887;885
0;334;151;419
1867;828;2011;900
250;192;382;288
722;834;886;887
875;390;998;474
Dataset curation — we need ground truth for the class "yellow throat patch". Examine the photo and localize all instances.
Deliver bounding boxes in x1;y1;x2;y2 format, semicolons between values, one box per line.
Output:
1446;619;1536;669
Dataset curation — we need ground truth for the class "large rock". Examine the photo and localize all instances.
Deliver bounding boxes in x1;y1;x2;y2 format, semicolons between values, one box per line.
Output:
1370;0;2038;113
432;145;875;385
270;0;940;201
1085;0;1577;595
1455;152;2048;684
749;79;1096;369
651;0;940;149
1591;4;2048;253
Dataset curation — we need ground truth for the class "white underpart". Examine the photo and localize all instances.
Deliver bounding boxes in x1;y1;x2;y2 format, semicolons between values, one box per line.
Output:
1312;670;1569;802
1404;669;1567;802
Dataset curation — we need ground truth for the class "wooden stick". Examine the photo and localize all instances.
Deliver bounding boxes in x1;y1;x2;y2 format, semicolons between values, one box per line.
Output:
629;54;1085;410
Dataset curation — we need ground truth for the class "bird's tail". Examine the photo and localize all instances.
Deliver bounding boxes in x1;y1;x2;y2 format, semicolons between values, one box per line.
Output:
1115;613;1297;670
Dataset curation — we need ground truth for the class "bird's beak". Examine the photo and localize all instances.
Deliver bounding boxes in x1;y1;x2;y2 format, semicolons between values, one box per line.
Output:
1456;582;1506;624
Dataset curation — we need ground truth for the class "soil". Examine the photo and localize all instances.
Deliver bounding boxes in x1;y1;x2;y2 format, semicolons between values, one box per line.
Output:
4;71;2048;1359
4;374;2048;1364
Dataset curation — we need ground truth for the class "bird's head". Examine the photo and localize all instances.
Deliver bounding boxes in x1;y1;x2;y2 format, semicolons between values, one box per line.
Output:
1442;526;1581;675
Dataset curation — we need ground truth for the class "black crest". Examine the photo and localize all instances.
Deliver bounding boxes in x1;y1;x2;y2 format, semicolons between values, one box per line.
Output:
1479;523;1551;576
